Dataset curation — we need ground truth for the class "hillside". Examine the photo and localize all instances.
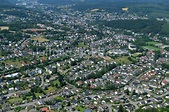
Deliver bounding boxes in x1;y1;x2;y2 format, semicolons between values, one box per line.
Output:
38;0;169;4
38;0;78;5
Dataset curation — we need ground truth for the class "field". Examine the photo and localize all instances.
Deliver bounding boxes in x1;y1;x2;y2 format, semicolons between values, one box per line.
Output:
146;41;161;45
0;26;9;30
78;42;87;47
55;96;64;100
143;46;160;51
52;79;61;87
35;93;44;99
8;97;23;103
114;56;132;64
44;86;57;94
75;106;86;112
133;52;142;57
5;59;22;68
31;37;49;42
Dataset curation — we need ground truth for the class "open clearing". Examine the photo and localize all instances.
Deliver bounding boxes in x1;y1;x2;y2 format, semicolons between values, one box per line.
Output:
143;46;160;51
5;60;22;68
146;41;161;45
114;56;132;64
31;37;49;42
0;26;9;30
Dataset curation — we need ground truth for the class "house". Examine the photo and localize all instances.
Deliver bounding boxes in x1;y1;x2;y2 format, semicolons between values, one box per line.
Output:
165;94;169;99
5;72;20;78
76;81;83;86
85;109;92;112
41;107;49;112
161;79;168;86
128;44;136;50
45;66;53;74
27;70;36;76
90;84;96;89
36;68;43;74
164;101;169;106
8;87;15;93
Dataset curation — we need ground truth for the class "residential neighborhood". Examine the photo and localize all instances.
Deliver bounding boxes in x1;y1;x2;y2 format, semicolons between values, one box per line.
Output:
0;0;169;112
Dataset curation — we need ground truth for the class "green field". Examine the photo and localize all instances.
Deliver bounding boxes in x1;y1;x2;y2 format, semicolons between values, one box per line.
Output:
133;52;142;57
35;93;44;99
5;60;22;68
44;86;57;94
8;97;23;103
53;79;61;87
78;42;87;48
114;56;132;64
146;41;161;45
31;37;49;42
54;96;64;101
143;46;160;51
75;106;86;112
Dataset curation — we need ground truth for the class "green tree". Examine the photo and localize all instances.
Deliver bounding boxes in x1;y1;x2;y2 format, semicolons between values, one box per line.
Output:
118;105;127;112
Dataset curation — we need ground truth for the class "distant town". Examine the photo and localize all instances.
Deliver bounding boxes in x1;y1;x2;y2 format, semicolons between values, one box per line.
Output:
0;0;169;112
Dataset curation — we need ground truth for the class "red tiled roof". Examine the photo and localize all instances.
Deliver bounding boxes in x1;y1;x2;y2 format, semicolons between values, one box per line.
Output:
41;108;49;112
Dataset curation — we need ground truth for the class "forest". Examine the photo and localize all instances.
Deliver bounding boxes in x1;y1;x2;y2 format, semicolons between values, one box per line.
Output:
98;19;169;36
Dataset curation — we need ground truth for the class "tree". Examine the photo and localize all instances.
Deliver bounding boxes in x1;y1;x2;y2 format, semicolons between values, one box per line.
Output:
124;89;130;95
154;50;162;60
162;63;169;69
118;105;127;112
31;86;44;93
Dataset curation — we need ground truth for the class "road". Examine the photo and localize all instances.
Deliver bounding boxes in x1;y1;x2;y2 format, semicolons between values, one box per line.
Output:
40;76;44;87
4;89;30;98
104;104;112;112
7;68;169;111
12;88;64;108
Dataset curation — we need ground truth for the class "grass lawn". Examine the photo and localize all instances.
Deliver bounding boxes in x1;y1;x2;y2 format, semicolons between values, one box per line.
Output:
133;52;142;57
44;86;57;94
75;106;86;112
8;97;23;103
55;96;64;100
31;37;49;42
146;41;161;45
78;42;87;47
114;56;132;64
35;93;44;98
5;59;22;68
26;96;33;101
157;107;169;112
143;46;160;51
166;73;169;77
53;79;61;87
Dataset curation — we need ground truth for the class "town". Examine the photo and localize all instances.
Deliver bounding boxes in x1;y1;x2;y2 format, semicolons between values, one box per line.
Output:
0;0;169;112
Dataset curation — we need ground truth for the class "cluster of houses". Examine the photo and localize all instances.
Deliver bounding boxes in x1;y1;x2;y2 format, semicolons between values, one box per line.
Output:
0;1;169;112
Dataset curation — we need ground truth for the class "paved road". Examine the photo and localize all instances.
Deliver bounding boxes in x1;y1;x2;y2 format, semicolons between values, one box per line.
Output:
8;68;169;111
40;76;44;87
104;104;112;112
12;88;64;108
4;89;30;98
